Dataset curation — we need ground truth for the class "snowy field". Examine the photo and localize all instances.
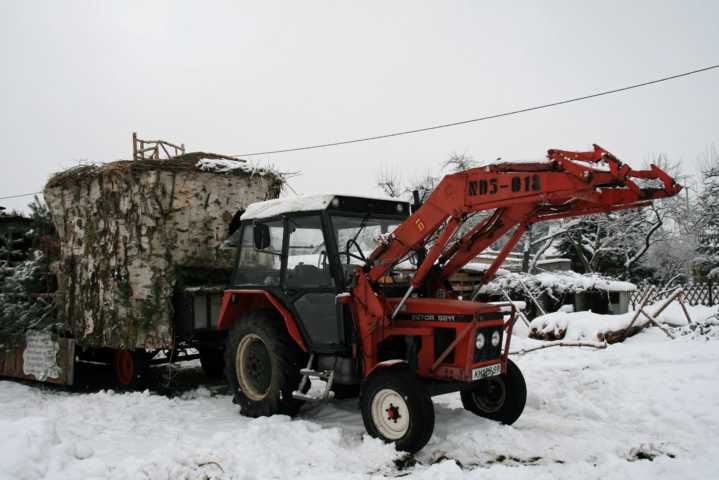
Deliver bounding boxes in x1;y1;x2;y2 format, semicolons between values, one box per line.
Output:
1;329;718;480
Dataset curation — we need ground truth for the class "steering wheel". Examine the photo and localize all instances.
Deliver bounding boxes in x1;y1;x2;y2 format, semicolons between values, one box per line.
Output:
344;238;367;264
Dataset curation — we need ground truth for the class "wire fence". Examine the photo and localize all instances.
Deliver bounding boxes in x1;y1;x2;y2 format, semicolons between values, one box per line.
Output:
631;282;718;308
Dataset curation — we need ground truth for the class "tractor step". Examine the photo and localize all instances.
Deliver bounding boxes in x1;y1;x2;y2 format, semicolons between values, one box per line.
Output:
292;354;336;402
300;368;334;380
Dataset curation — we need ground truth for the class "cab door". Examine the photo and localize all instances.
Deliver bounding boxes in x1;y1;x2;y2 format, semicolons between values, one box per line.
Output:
283;214;344;353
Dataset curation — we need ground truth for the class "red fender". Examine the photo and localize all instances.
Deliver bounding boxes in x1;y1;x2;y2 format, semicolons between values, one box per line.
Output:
367;359;408;376
216;289;307;352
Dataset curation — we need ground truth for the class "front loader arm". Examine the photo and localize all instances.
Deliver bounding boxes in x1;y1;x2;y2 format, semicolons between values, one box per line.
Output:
366;145;681;291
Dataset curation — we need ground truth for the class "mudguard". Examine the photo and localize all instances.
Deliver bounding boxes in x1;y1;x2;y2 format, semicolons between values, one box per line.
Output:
216;289;307;352
367;359;408;376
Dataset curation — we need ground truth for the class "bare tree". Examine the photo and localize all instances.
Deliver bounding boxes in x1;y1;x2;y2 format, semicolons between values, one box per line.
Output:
443;152;477;173
376;164;403;198
526;219;582;273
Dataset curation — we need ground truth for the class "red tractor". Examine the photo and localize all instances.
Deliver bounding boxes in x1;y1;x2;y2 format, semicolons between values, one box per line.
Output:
217;145;681;452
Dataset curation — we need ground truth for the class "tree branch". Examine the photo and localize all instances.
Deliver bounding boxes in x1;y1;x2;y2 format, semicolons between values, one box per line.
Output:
623;205;663;271
511;341;607;355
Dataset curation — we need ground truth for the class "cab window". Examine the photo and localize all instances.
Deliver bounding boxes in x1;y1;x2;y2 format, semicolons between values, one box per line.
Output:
234;220;283;286
285;215;334;288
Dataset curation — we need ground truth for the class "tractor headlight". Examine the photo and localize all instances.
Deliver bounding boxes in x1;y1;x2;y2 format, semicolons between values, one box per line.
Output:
491;330;501;347
475;332;486;350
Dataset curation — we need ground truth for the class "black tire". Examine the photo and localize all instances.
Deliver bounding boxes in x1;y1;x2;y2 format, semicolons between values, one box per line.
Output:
112;348;148;389
360;366;435;453
224;310;306;417
199;348;226;379
460;358;526;425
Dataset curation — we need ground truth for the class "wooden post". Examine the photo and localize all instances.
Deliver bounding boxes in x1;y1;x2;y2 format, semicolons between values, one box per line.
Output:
677;292;693;324
709;280;714;306
620;286;655;341
501;289;531;327
132;132;138;160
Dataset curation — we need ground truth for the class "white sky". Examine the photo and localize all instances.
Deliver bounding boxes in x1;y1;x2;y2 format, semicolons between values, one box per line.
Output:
1;0;718;212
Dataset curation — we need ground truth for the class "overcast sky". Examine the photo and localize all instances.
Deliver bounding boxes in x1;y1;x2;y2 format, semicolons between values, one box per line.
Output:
1;0;718;212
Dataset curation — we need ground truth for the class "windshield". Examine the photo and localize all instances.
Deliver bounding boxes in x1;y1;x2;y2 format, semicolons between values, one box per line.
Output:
331;215;403;266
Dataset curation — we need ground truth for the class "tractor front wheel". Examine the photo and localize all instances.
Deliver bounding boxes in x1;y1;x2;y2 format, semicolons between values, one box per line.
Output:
460;358;526;425
360;366;435;453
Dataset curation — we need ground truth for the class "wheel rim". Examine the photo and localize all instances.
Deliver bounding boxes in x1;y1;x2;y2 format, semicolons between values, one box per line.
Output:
236;334;272;401
371;388;410;440
114;350;134;385
471;377;506;413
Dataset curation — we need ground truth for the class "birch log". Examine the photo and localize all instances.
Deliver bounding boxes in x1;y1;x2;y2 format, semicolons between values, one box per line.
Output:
43;154;283;350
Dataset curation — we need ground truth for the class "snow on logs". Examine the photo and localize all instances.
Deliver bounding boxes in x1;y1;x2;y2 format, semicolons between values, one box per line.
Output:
528;298;706;344
43;153;283;350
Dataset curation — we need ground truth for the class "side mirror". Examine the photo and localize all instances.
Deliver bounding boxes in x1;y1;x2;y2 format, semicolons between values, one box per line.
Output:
253;223;271;250
223;224;244;249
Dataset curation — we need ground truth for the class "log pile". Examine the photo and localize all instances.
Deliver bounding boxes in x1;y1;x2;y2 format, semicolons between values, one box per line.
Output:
43;153;283;350
528;288;693;344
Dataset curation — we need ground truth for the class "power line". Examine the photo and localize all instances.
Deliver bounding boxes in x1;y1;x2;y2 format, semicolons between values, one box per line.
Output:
3;63;718;201
0;191;42;201
234;63;719;157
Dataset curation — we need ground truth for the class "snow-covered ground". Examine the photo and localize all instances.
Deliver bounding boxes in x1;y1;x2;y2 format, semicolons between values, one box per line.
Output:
1;328;719;479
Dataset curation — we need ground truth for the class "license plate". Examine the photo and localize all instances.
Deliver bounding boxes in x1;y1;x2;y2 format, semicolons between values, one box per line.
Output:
472;363;501;380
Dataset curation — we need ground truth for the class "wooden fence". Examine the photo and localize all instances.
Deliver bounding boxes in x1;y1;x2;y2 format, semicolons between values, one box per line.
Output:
631;282;718;308
132;132;185;160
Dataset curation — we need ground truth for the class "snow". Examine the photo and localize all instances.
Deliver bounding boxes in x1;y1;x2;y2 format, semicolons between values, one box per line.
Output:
465;266;637;295
194;158;281;178
530;300;717;342
2;329;719;479
241;194;409;221
241;194;336;220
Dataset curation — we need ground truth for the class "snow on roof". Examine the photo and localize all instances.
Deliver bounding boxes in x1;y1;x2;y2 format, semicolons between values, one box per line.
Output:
463;264;637;294
241;194;336;220
241;194;409;221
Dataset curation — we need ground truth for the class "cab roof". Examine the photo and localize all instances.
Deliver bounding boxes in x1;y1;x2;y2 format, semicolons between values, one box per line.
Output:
241;194;410;221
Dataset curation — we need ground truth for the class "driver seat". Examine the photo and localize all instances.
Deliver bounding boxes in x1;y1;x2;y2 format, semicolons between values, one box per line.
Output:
287;263;331;287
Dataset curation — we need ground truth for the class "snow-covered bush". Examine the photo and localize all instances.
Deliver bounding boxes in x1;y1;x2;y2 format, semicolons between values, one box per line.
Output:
0;201;60;346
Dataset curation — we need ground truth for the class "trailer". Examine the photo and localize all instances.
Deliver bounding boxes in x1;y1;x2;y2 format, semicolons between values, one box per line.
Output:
0;150;284;387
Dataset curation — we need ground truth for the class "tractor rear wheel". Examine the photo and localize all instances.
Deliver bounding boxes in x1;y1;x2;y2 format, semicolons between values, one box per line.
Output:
460;358;526;425
360;366;435;453
225;311;306;417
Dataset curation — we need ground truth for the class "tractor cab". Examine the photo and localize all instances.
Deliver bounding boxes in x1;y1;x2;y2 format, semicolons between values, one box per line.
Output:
226;194;411;354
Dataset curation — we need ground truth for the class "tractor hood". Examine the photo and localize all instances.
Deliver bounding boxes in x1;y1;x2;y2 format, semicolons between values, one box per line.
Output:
387;297;503;323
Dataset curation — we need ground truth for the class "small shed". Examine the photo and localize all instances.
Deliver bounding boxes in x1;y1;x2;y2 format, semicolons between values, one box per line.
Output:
457;264;637;318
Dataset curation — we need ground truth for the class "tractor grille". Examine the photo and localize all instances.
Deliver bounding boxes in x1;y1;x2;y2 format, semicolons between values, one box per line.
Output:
474;326;503;362
433;328;456;364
